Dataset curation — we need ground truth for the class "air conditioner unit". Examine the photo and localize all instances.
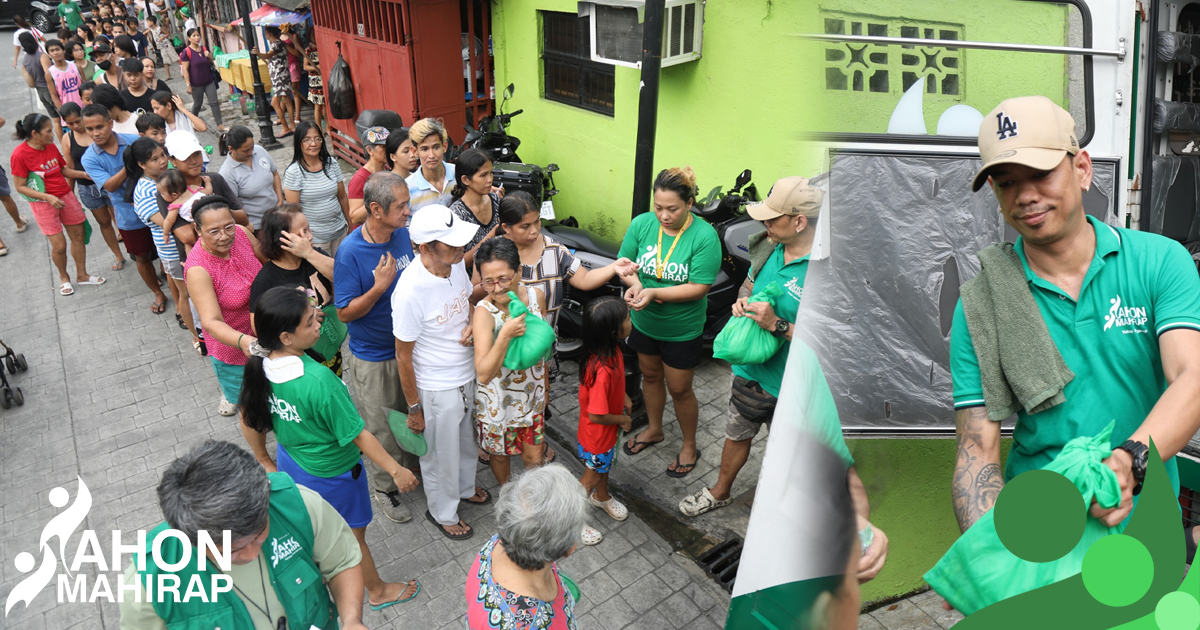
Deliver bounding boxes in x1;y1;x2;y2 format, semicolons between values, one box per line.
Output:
580;0;704;69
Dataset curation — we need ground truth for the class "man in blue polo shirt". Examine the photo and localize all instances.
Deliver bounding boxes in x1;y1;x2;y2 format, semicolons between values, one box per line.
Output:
334;171;417;523
951;96;1200;534
79;103;168;314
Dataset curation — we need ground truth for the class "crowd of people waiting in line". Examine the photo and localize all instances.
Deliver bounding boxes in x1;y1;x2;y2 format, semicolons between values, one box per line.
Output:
2;94;889;625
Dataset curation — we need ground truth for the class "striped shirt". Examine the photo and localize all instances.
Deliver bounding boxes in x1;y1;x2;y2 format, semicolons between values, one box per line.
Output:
406;162;455;213
520;235;581;330
282;157;347;243
133;177;178;261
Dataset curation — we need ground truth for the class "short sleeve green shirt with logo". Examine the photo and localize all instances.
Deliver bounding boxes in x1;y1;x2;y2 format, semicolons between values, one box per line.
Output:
732;243;809;398
269;354;366;477
951;216;1200;492
57;1;84;30
617;212;722;342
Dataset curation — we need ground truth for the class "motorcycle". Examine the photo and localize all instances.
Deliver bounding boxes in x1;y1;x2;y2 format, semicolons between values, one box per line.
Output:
547;169;762;352
451;83;561;206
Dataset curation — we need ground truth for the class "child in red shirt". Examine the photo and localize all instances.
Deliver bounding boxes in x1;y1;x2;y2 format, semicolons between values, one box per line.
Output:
577;296;634;535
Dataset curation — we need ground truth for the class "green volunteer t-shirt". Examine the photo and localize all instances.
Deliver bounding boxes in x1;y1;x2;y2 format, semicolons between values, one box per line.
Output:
617;211;722;342
732;243;809;397
270;354;366;477
951;216;1200;491
57;1;84;29
774;338;854;468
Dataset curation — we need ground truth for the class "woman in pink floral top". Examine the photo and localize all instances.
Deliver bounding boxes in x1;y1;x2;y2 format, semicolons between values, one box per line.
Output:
466;465;584;630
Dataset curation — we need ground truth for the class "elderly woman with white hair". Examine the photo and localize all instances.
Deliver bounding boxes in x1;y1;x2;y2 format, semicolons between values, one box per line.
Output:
465;464;584;629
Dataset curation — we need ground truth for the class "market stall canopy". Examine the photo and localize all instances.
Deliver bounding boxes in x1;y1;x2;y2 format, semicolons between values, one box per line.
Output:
264;0;310;10
230;5;311;27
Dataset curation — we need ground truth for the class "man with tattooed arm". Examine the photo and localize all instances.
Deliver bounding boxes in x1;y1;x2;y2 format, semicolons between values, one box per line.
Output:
949;97;1200;544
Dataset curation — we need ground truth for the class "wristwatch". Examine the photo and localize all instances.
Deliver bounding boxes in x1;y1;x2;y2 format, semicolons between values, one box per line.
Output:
772;319;790;338
407;402;422;415
1117;439;1149;496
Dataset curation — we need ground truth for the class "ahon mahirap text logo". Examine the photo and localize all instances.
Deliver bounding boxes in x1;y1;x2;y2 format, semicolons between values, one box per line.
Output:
5;477;234;616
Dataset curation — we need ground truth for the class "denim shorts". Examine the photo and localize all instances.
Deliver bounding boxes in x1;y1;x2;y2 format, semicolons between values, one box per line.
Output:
0;165;10;197
75;183;112;212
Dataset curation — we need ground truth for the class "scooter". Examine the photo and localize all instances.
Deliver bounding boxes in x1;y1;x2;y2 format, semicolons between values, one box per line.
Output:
546;169;761;351
451;84;561;206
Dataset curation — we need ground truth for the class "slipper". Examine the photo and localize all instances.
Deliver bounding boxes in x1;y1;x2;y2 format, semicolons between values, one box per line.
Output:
151;300;168;314
589;493;629;521
59;281;74;296
15;218;29;233
622;435;664;456
679;487;733;517
425;510;473;540
581;525;603;546
77;275;106;286
111;259;125;271
478;451;490;465
176;314;188;330
465;487;491;505
279;131;294;138
0;246;7;256
368;579;421;610
542;446;557;465
665;451;701;478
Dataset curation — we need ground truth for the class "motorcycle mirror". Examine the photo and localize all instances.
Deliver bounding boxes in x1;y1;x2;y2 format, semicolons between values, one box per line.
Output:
504;84;515;100
734;169;752;191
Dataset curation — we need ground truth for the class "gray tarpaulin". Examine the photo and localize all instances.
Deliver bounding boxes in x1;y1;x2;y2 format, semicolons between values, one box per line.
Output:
1157;31;1200;66
795;151;1117;432
1153;99;1200;135
1146;155;1200;242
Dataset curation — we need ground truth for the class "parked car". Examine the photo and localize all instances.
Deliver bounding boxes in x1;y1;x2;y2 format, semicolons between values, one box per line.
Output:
1;0;97;33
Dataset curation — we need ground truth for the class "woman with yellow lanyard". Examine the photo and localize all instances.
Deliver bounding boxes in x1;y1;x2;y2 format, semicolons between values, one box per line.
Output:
617;166;722;478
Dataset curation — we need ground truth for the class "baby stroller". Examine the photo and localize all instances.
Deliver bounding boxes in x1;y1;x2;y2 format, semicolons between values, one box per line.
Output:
0;339;27;409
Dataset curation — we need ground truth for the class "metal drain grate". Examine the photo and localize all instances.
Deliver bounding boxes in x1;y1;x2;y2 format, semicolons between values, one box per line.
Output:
697;536;743;592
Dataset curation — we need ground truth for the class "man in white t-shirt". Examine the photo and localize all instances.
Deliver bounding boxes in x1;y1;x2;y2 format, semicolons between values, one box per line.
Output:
392;204;491;540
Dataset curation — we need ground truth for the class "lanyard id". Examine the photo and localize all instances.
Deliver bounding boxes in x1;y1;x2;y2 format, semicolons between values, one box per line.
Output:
655;214;693;280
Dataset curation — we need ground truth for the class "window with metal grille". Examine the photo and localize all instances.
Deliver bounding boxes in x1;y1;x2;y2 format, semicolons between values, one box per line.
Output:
200;0;238;25
312;0;404;45
541;11;615;116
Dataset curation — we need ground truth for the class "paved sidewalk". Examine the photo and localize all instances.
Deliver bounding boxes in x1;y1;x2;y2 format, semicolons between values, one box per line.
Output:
0;57;731;630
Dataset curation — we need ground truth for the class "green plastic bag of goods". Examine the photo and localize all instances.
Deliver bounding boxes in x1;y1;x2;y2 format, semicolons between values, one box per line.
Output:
503;291;556;371
312;303;347;360
712;281;784;365
923;421;1124;616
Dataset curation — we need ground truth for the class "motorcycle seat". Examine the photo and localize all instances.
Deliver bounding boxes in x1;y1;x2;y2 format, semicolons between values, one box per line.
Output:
543;224;622;260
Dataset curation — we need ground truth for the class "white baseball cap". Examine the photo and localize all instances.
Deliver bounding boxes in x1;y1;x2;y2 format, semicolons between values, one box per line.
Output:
409;205;478;247
164;130;204;161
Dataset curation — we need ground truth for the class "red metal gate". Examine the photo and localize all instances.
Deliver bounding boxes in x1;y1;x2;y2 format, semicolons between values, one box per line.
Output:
311;0;493;166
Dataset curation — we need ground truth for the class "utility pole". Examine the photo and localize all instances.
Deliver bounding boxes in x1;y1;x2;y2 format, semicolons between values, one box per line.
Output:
631;0;665;217
235;0;280;149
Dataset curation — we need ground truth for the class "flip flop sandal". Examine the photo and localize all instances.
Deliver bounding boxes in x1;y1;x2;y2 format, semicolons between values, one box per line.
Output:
15;217;29;232
622;435;664;456
59;282;75;296
465;487;491;505
368;579;421;610
151;300;168;314
77;275;106;286
679;487;733;517
665;451;701;479
0;246;8;256
111;259;126;271
425;510;473;540
478;450;490;465
589;493;629;521
581;525;603;546
542;446;557;465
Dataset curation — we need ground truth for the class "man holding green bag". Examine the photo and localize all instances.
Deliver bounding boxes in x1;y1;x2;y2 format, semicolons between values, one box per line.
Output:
950;97;1200;534
678;176;821;517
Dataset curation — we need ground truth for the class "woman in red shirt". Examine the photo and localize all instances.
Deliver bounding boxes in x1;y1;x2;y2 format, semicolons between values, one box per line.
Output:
10;112;105;295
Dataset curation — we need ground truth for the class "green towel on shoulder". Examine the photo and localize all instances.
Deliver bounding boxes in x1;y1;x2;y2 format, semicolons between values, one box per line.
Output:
960;243;1074;420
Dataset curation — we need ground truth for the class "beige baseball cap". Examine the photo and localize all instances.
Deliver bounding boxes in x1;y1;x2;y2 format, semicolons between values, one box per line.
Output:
747;176;824;221
971;95;1079;192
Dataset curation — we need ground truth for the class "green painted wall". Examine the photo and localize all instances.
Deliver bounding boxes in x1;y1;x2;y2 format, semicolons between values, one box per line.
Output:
811;0;1072;135
848;438;1012;605
491;0;823;238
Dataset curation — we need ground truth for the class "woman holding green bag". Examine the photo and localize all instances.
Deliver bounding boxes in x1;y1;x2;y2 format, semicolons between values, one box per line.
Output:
248;203;342;376
471;237;548;485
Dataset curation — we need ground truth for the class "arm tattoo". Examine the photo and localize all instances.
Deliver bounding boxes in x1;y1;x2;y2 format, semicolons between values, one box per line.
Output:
738;277;753;300
952;406;1003;533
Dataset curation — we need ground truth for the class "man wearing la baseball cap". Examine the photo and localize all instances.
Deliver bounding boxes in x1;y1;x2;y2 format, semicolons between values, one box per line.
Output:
675;176;891;582
948;96;1200;550
348;126;392;225
391;204;491;539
